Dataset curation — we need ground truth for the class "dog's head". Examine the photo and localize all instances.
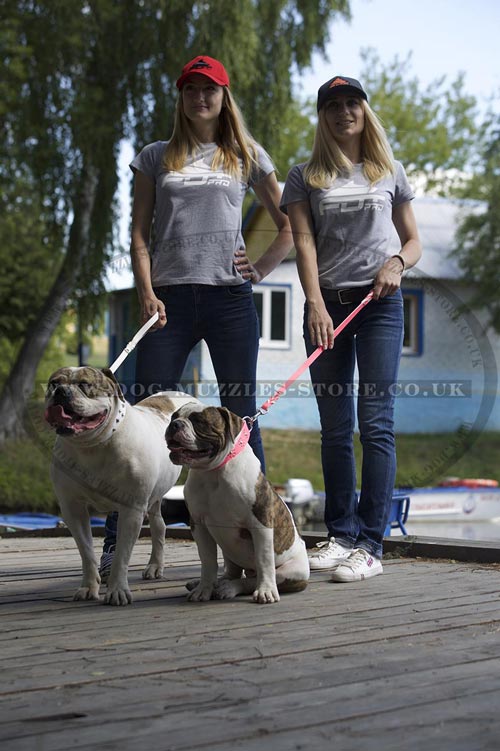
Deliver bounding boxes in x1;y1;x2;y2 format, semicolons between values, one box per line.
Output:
165;404;243;469
44;366;125;437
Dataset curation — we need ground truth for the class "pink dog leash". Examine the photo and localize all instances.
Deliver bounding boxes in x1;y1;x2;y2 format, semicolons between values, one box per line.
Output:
254;290;374;420
110;293;372;466
218;290;374;465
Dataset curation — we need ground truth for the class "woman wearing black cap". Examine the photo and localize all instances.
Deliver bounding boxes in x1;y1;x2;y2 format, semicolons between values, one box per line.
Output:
99;56;292;580
281;75;421;582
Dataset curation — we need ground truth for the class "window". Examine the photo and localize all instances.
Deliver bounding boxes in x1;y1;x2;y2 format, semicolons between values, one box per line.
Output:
402;289;423;355
253;284;290;348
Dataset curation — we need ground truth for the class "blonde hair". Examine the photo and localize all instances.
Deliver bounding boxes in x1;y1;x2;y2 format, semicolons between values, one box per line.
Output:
303;100;395;189
163;87;258;180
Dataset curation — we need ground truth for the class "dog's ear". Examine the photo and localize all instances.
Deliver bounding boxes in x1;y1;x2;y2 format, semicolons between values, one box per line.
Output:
101;368;126;403
217;407;243;442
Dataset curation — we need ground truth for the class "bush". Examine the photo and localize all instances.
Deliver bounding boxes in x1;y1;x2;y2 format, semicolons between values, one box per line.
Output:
0;438;58;514
1;421;499;514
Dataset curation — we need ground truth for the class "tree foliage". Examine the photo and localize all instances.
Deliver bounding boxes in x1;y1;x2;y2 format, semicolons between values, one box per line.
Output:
454;116;500;331
357;49;500;329
360;48;479;194
0;0;352;441
357;49;500;330
269;99;317;179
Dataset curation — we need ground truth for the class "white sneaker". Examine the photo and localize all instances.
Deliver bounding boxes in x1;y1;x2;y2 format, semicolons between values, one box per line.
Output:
308;538;352;570
330;548;383;582
99;547;115;583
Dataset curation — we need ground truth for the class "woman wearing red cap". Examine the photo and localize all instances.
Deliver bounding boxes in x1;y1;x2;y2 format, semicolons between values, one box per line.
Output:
281;76;421;582
100;56;292;576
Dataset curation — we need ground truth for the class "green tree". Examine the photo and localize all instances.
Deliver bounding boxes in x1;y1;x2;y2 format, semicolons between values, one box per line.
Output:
0;0;136;441
454;115;500;331
0;0;351;443
360;48;478;194
360;49;500;337
270;99;317;179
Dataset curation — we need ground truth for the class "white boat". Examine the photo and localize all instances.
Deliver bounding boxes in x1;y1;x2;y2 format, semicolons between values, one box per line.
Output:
405;485;500;521
162;479;500;529
281;479;500;527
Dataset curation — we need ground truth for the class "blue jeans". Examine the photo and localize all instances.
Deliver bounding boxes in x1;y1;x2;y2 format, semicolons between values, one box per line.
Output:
305;290;404;558
103;282;265;554
135;282;264;468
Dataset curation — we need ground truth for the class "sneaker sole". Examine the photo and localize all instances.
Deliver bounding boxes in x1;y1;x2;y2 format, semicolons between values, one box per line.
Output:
330;565;383;582
99;552;115;582
308;558;350;571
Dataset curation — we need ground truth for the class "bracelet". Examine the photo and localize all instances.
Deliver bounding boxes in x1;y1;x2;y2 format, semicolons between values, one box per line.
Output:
391;253;406;273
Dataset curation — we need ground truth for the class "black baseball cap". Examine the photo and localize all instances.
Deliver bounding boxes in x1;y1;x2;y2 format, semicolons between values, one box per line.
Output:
317;76;368;112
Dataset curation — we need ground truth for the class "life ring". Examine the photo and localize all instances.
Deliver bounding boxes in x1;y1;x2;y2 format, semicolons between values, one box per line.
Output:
439;477;499;489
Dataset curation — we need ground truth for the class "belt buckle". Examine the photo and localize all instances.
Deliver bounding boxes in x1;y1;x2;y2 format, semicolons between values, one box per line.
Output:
338;288;351;305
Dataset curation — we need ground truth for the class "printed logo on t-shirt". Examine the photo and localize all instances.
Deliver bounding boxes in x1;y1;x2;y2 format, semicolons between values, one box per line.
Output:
319;181;385;215
162;157;232;188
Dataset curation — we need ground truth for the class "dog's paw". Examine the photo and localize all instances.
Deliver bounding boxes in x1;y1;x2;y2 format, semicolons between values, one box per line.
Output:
187;583;214;602
253;586;280;604
142;564;164;580
185;578;200;592
104;585;133;606
213;578;240;600
73;586;100;601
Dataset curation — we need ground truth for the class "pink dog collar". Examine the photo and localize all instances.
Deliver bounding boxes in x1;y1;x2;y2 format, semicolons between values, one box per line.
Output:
211;420;251;470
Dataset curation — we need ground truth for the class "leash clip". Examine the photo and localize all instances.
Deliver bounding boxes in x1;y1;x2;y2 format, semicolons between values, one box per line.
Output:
243;413;261;431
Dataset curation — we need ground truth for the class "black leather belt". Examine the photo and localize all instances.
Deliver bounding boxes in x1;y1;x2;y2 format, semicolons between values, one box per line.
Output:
321;285;374;305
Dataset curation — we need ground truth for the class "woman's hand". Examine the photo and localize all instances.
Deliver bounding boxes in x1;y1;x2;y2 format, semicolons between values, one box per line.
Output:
233;248;262;284
372;257;403;300
139;294;167;328
307;301;335;349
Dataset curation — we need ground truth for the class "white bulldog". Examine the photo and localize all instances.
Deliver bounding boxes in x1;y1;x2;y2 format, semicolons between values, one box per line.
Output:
165;404;310;604
44;365;198;605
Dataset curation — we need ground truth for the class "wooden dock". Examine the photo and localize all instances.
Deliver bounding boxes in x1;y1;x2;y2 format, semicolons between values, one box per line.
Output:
1;535;500;751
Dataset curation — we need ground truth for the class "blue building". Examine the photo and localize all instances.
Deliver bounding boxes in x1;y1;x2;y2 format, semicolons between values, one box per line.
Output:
108;196;499;434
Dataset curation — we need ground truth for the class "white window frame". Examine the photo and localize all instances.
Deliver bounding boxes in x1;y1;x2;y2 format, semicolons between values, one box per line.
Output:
253;284;291;349
402;289;423;356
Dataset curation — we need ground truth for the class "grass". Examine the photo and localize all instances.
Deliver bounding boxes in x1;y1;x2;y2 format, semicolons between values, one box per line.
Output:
1;413;499;515
262;427;500;491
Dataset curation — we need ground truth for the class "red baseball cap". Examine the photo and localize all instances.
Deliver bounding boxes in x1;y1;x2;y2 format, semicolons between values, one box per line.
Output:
176;56;230;90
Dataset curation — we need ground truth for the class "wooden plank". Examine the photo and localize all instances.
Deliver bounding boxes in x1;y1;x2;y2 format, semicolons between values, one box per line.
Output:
1;586;500;694
1;558;498;637
303;530;500;563
1;625;499;727
1;554;499;647
5;523;500;562
383;534;500;563
1;539;499;751
2;658;500;750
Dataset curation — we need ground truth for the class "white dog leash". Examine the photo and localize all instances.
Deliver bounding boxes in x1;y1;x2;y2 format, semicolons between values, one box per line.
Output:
109;312;159;374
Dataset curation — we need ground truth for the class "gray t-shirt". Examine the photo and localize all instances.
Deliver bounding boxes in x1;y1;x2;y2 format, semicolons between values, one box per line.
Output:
280;161;414;288
130;141;274;286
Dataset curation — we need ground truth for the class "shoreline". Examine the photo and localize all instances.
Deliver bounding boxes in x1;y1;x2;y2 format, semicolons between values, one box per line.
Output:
2;524;500;564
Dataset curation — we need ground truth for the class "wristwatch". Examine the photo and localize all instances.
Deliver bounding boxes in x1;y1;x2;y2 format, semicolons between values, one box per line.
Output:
391;253;406;273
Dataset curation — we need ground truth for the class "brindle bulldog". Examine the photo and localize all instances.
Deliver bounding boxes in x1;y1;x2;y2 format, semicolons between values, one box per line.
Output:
166;404;310;604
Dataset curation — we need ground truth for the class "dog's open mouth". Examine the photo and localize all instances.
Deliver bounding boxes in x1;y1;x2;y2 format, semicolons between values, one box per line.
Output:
166;439;213;464
44;404;108;435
